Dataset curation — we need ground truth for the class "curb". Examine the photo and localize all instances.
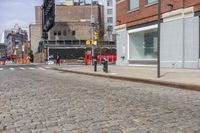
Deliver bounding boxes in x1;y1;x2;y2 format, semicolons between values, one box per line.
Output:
54;68;200;92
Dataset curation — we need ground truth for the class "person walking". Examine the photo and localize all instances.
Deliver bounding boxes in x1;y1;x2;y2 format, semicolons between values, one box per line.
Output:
56;55;61;66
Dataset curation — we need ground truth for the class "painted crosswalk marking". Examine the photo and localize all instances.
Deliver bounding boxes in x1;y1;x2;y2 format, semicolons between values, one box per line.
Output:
9;68;15;71
29;67;36;70
38;67;45;70
19;67;25;70
0;68;3;71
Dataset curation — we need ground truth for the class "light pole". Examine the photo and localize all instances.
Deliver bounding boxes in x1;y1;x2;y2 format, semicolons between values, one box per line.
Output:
91;0;95;65
157;0;161;78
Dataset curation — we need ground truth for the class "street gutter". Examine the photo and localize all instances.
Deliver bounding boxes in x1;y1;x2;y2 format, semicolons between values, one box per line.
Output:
53;68;200;92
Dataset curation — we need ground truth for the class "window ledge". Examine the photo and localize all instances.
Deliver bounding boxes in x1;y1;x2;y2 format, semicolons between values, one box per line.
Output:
127;8;139;13
145;2;158;8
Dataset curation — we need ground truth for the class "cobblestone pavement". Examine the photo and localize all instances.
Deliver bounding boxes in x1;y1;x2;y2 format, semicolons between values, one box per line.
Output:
0;65;200;133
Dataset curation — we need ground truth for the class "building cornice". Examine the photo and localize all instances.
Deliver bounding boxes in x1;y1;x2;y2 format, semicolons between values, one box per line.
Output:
162;7;194;22
114;24;126;31
116;0;125;5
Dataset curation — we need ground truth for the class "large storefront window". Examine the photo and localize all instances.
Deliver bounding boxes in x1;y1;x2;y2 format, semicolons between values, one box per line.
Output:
129;28;157;60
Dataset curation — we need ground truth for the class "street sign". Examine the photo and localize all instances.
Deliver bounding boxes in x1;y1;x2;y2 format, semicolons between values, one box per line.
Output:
94;41;97;46
94;32;99;40
86;40;90;46
86;40;96;47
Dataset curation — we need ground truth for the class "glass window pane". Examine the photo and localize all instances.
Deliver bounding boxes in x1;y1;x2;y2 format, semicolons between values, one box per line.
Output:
147;0;157;4
107;9;113;15
129;29;158;60
129;0;139;10
107;17;113;23
107;0;112;6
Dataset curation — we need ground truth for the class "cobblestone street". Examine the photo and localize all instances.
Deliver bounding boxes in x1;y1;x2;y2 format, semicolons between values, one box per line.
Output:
0;65;200;133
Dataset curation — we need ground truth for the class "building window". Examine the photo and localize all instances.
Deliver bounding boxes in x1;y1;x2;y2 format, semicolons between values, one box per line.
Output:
58;31;61;36
129;0;139;10
107;26;113;31
146;0;157;4
54;31;57;36
107;9;113;15
107;17;113;23
107;0;112;6
72;31;75;36
129;28;158;60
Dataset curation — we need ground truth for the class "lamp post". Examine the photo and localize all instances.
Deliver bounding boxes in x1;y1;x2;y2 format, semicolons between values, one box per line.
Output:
91;0;94;65
157;0;161;78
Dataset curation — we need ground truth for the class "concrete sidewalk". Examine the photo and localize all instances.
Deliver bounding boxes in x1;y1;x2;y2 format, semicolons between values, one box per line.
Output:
52;64;200;91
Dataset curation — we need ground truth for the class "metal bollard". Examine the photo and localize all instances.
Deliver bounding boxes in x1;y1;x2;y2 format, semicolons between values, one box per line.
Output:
105;60;108;73
102;60;108;73
94;60;97;72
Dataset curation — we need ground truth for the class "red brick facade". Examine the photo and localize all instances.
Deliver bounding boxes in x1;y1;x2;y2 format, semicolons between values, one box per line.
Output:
116;0;200;27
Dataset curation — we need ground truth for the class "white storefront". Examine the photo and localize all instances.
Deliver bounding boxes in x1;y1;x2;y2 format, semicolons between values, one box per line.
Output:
116;7;200;68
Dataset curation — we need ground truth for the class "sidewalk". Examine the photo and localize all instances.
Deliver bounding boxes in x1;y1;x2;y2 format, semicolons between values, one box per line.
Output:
52;64;200;91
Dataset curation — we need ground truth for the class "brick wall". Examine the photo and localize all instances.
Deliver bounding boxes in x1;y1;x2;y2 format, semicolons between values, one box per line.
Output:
48;22;91;40
35;5;104;40
117;0;200;27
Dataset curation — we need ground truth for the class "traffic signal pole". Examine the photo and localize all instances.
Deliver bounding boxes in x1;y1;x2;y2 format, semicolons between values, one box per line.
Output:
91;0;94;65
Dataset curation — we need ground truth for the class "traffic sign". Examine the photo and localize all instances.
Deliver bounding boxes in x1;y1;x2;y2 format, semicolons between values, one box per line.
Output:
86;40;90;46
94;41;97;46
94;32;99;40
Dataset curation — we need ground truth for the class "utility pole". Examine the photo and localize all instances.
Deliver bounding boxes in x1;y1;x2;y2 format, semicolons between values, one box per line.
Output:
91;0;95;65
157;0;161;78
90;0;94;65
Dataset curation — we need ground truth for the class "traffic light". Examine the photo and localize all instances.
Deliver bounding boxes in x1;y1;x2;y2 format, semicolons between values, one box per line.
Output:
94;32;99;40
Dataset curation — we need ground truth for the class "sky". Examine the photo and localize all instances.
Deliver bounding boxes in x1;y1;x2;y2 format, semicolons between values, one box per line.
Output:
0;0;103;43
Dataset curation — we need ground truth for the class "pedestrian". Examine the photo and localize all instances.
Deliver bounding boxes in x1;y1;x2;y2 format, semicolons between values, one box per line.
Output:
56;55;61;66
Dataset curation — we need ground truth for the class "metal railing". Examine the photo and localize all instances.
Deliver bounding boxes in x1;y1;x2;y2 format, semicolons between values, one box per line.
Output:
41;40;116;47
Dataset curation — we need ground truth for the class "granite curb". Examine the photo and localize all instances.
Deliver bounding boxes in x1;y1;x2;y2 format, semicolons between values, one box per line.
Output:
53;68;200;92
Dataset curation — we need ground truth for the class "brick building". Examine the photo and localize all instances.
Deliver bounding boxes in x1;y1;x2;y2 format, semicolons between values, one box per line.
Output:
30;4;104;63
116;0;200;68
7;30;29;59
